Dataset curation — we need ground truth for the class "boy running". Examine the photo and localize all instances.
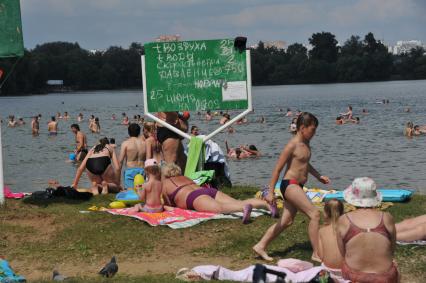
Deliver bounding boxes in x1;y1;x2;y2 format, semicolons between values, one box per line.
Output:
253;112;330;261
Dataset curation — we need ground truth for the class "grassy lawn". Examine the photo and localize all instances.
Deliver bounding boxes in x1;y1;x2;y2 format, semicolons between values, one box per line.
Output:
1;186;425;282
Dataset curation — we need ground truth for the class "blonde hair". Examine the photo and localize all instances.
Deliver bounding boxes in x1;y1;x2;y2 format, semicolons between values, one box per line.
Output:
143;122;155;133
324;199;344;234
161;163;182;178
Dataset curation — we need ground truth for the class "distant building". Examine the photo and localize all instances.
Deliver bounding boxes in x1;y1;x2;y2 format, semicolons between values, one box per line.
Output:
155;34;181;42
251;40;287;50
392;40;423;55
89;49;106;55
46;80;63;86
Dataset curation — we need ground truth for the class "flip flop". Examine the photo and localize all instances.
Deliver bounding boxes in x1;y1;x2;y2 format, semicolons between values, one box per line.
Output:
242;204;253;224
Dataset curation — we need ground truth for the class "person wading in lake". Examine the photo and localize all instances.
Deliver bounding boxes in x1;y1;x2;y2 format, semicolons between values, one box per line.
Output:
71;124;88;162
48;116;58;136
119;123;147;189
31;116;39;136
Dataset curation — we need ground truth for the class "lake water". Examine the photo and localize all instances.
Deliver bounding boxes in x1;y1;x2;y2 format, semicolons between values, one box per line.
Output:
1;80;426;194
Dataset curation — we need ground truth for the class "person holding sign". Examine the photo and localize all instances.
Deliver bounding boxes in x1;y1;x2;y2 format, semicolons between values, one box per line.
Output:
156;112;188;171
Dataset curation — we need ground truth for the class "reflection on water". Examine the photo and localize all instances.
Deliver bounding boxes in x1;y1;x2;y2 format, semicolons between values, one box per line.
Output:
1;80;426;194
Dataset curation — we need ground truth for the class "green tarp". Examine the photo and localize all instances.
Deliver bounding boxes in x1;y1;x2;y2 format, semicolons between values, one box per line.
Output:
0;0;24;57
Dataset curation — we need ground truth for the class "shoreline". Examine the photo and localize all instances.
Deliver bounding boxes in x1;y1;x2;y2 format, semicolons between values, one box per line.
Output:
1;79;426;97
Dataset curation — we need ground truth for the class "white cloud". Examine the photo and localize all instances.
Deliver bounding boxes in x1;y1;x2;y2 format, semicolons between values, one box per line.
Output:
329;0;417;26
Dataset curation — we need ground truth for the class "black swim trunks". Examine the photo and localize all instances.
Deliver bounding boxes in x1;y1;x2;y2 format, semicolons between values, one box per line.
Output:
280;179;304;200
156;126;183;143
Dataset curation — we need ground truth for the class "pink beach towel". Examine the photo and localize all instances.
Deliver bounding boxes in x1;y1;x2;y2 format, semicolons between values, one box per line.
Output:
4;186;25;199
107;207;218;226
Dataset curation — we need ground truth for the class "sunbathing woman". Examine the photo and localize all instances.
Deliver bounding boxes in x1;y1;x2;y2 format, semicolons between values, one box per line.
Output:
161;163;276;223
336;177;399;283
72;137;121;195
396;214;426;242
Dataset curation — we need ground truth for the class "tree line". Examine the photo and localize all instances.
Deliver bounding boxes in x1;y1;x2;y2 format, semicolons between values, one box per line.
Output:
1;32;425;95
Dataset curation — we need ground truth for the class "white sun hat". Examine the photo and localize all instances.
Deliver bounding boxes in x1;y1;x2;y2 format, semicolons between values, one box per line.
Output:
344;177;382;207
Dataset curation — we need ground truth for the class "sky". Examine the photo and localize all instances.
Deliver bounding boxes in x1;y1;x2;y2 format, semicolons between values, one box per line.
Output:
20;0;426;50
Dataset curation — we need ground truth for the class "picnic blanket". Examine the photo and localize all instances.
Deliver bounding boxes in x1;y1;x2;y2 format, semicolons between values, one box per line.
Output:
106;207;269;229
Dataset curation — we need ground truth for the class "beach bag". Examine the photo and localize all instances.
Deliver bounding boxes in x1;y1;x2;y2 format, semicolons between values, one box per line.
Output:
52;186;92;200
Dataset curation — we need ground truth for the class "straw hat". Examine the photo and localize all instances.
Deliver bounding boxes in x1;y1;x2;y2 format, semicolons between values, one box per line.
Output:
344;177;382;207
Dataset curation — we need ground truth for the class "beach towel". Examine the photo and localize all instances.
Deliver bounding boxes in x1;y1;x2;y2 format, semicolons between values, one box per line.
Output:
0;259;26;282
188;170;215;185
124;168;145;189
184;137;205;177
106;207;269;229
190;264;324;282
4;186;26;199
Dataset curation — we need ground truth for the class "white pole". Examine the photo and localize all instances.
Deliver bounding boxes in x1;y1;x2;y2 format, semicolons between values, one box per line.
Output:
0;120;5;205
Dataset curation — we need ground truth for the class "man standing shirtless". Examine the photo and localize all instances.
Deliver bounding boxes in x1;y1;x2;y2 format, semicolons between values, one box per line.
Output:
47;116;58;136
70;124;88;161
119;123;146;189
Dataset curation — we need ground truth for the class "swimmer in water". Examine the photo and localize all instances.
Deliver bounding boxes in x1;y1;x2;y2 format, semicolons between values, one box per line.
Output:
7;116;17;128
362;108;368;114
225;140;259;159
17;117;25;126
336;116;344;125
289;117;297;134
121;116;129;126
111;114;116;120
340;105;353;120
71;124;88;161
404;122;414;137
56;112;63;119
63;112;70;120
413;125;422;136
31;116;39;136
220;113;230;125
286;108;293;117
190;125;199;136
205;110;212;121
48;116;58;136
77;113;83;122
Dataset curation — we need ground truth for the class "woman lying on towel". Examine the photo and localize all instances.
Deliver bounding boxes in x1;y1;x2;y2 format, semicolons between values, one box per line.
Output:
396;214;426;242
161;163;277;224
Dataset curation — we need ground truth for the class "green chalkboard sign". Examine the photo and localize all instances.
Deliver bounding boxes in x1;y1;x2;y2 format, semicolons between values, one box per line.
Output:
143;39;249;112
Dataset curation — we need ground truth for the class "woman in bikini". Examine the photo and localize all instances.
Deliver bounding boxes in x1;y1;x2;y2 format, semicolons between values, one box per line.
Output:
161;163;277;224
336;177;399;283
72;137;121;195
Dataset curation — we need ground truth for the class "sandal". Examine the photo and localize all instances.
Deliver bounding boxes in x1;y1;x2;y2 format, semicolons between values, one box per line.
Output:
242;204;253;224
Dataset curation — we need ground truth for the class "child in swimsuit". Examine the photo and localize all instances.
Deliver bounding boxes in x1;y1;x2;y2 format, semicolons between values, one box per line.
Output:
318;199;345;282
253;112;330;262
130;159;168;213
